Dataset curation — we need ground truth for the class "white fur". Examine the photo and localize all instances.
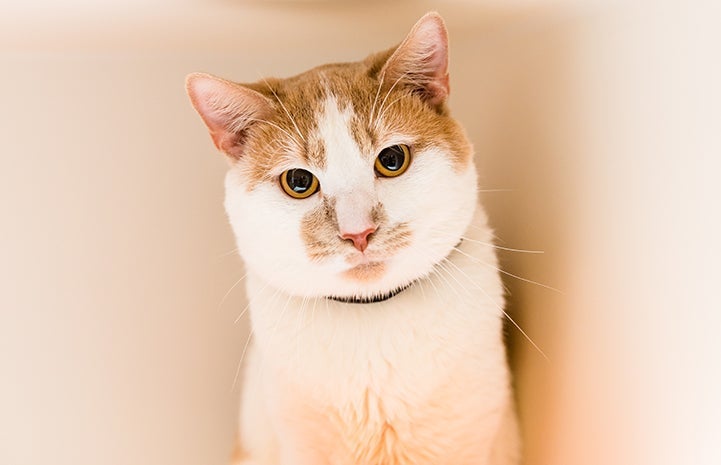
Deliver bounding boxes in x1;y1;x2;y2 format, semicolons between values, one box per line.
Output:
226;96;519;464
317;96;377;235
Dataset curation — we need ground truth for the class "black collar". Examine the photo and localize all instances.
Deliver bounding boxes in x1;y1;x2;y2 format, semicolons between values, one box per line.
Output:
326;281;413;304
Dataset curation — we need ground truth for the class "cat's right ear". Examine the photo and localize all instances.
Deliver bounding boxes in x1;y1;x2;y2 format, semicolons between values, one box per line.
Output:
185;73;273;160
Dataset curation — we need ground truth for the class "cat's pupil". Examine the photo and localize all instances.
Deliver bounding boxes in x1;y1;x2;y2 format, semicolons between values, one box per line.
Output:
287;169;313;193
378;146;406;171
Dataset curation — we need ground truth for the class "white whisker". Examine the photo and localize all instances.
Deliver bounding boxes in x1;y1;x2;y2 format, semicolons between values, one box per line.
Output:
257;291;295;380
373;71;410;130
376;96;405;126
309;293;320;341
369;71;386;126
233;276;276;324
231;285;283;392
232;328;254;392
218;271;248;312
424;263;444;301
416;273;427;301
216;247;239;259
460;236;544;254
441;255;550;361
260;77;306;143
246;117;302;147
434;259;472;300
294;295;309;366
453;246;560;293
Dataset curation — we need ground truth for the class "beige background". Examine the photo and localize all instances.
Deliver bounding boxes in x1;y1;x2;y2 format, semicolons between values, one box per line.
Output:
1;1;720;464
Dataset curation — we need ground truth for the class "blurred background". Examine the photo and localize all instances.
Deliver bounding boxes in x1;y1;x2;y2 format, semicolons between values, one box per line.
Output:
1;1;720;464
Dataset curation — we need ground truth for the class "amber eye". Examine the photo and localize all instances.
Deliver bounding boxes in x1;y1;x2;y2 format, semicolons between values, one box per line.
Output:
375;144;411;177
280;168;320;199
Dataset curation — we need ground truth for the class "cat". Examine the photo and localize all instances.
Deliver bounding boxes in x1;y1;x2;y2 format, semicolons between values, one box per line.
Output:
186;11;520;465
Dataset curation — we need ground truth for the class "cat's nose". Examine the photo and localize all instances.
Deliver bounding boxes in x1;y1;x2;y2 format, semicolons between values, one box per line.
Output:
340;226;377;252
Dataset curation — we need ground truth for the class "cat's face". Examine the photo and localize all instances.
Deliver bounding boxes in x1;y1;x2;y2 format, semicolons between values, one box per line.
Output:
187;13;478;300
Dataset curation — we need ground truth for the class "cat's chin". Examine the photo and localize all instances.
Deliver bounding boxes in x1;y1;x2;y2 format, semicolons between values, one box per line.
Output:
342;261;387;282
331;248;446;300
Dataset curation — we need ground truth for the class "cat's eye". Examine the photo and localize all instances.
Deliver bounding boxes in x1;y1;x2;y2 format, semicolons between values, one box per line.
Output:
375;144;411;177
280;168;320;199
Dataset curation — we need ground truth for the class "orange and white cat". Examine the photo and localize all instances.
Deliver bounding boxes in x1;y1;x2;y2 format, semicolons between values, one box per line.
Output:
186;12;520;465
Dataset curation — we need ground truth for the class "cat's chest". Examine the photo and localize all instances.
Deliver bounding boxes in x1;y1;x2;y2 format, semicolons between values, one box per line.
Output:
272;361;504;465
250;249;508;464
249;253;505;396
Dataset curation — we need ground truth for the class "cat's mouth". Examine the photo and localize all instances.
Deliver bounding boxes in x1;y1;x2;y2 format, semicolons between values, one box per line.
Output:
339;237;463;287
344;249;388;266
338;225;415;283
342;248;395;282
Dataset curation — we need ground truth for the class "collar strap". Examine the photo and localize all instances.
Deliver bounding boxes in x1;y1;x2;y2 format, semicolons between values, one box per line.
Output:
326;281;413;304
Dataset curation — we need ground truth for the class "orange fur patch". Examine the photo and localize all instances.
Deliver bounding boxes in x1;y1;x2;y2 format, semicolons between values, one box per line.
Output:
300;197;342;261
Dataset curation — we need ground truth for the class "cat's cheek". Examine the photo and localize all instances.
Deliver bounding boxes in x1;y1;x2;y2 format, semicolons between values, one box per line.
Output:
407;160;476;263
379;149;469;225
224;175;308;279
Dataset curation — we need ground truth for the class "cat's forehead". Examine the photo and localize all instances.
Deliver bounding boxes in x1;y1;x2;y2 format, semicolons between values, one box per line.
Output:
253;63;377;120
243;64;380;175
269;63;380;146
276;61;382;109
240;59;470;187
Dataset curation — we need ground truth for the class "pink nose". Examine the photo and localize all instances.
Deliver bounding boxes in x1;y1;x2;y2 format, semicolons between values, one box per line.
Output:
340;227;377;252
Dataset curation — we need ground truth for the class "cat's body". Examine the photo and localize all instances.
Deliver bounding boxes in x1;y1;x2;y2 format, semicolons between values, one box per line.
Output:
234;207;519;465
187;12;520;465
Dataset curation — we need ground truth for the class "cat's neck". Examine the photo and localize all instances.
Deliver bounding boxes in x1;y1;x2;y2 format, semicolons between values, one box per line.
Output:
242;230;507;406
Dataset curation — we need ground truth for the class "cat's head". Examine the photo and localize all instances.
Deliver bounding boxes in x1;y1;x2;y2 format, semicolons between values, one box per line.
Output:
186;12;477;300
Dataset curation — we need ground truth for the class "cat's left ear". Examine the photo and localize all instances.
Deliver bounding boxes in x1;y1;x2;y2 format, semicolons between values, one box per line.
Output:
381;12;450;107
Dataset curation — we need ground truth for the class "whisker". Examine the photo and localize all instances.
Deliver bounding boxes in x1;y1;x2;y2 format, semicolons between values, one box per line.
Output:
231;328;254;392
453;246;560;293
260;77;306;143
294;295;309;366
309;293;320;341
231;285;284;391
376;96;405;126
270;290;296;338
460;236;544;254
216;247;239;259
245;117;301;147
432;260;465;300
416;273;428;301
256;291;295;381
422;260;445;301
233;300;251;325
373;71;410;130
233;277;276;324
434;258;473;300
441;256;550;361
218;271;248;312
369;71;386;127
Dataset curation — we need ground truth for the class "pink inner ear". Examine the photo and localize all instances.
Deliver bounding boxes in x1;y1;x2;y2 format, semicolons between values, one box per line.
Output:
186;73;272;158
381;12;450;106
